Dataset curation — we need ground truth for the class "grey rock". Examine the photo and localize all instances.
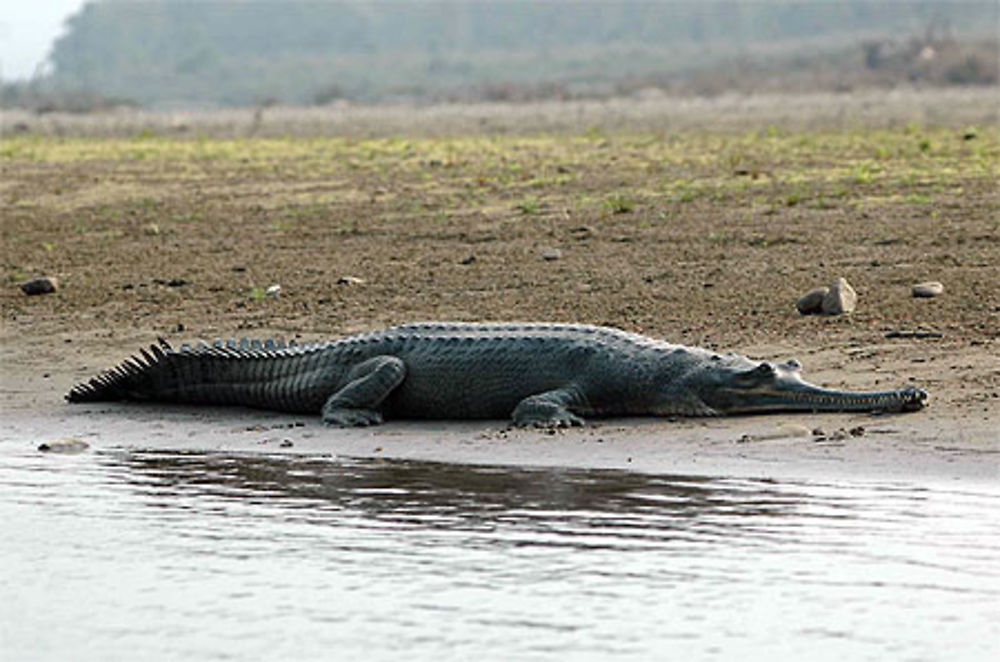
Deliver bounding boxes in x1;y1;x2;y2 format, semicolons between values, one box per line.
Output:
796;287;829;315
20;277;58;296
821;277;857;315
541;247;563;261
912;281;944;298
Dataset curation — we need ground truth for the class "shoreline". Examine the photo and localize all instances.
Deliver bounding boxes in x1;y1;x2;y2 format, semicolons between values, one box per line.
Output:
4;390;997;485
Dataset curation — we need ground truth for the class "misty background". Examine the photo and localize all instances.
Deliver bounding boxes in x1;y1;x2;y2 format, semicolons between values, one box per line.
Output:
2;0;997;111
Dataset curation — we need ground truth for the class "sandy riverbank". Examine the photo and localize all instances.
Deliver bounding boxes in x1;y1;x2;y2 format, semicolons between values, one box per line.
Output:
2;90;997;480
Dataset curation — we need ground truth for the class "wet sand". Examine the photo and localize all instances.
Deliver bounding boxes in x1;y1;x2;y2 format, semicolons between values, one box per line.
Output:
3;353;997;485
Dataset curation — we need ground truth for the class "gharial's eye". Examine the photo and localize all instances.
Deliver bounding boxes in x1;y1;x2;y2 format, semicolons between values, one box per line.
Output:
738;362;775;382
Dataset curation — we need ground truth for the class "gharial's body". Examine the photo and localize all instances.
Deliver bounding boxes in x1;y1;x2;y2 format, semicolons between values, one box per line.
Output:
67;322;927;426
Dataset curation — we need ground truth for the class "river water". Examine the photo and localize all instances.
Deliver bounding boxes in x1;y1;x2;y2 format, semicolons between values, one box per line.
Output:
2;445;997;661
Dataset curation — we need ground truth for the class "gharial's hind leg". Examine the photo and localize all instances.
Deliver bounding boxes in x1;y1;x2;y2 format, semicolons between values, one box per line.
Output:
322;356;406;427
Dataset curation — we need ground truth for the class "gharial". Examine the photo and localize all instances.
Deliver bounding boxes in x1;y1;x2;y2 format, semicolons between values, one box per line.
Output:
67;322;927;427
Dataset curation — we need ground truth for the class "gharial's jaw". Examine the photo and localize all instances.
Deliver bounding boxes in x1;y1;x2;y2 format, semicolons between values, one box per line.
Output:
708;381;928;414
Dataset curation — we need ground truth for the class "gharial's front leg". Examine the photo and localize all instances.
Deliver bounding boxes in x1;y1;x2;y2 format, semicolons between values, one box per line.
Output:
321;356;406;426
511;385;589;428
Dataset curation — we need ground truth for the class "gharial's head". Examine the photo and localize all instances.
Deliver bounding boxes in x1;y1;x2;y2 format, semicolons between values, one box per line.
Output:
671;355;927;415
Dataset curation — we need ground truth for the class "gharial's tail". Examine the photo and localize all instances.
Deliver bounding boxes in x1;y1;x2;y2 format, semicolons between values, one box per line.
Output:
66;337;301;405
66;338;175;403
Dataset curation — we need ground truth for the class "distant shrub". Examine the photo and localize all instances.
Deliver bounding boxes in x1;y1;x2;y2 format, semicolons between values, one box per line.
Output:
1;82;136;113
944;53;998;85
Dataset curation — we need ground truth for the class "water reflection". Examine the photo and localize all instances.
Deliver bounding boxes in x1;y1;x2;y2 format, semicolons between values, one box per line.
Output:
111;451;809;550
3;447;998;661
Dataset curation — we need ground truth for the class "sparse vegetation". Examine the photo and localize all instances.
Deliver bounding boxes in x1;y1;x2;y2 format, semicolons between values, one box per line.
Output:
515;197;541;215
1;116;996;351
603;195;635;215
247;286;267;302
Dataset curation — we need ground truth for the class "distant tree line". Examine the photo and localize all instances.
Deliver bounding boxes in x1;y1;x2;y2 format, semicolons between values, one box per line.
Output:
11;0;1000;108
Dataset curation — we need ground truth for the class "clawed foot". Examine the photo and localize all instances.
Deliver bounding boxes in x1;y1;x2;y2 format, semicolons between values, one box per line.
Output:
322;407;384;427
513;410;585;429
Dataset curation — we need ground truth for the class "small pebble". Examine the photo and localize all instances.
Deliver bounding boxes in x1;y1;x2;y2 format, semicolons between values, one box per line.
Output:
796;287;828;315
821;277;857;315
337;276;365;285
20;277;58;296
541;247;563;261
279;439;294;448
912;281;944;298
775;423;811;438
38;438;89;454
265;284;281;297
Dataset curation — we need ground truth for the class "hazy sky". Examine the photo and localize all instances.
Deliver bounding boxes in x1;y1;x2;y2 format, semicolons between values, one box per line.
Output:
0;0;88;80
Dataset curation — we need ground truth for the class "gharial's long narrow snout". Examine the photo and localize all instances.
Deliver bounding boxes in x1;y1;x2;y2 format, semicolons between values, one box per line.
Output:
702;361;928;414
734;382;927;413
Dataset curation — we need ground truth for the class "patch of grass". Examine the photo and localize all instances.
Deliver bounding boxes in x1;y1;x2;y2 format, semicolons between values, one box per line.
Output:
784;188;805;207
672;188;697;203
851;161;879;184
247;286;267;302
603;194;635;214
515;196;541;215
809;194;837;210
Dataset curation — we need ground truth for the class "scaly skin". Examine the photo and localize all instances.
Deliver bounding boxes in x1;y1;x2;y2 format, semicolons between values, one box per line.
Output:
67;322;928;426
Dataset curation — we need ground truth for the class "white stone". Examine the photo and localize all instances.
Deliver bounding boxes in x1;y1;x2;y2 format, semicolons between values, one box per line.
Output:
821;277;857;315
912;281;944;298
